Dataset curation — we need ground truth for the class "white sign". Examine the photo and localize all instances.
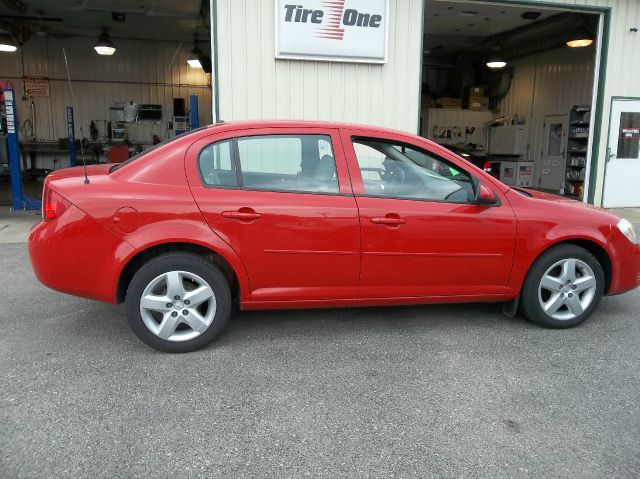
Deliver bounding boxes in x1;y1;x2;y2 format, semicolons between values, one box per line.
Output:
275;0;389;63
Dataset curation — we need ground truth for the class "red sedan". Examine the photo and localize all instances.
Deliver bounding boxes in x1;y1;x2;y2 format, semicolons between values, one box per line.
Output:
28;121;640;352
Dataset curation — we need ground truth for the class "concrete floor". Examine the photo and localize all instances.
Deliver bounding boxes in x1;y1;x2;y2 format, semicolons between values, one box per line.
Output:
1;227;640;477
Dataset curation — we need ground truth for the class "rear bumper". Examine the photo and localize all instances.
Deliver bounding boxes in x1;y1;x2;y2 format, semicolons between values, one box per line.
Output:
28;205;134;303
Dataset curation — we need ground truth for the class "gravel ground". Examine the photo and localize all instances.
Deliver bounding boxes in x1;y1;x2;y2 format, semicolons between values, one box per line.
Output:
1;243;639;478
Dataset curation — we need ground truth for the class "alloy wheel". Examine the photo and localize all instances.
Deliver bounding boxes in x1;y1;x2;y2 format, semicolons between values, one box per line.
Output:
139;270;217;342
537;258;597;321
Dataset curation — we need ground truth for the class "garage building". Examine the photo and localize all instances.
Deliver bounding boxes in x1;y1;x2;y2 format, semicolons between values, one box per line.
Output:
213;0;640;208
2;0;640;209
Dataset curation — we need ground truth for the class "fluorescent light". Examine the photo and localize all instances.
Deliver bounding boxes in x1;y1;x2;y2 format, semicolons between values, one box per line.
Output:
486;51;507;69
187;58;202;68
0;33;17;52
187;45;203;68
567;38;593;48
94;31;116;55
486;59;507;69
461;153;470;157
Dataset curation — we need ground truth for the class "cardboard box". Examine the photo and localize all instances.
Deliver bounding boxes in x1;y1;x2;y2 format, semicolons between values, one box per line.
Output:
464;85;486;98
436;97;462;109
465;95;489;111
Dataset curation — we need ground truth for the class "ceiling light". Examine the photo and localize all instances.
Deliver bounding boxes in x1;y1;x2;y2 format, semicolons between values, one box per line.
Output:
567;38;593;48
486;54;507;69
567;27;593;48
187;45;203;68
94;31;116;55
0;33;18;52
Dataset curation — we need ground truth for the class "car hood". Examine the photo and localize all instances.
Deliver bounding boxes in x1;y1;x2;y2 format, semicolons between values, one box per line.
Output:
516;188;619;223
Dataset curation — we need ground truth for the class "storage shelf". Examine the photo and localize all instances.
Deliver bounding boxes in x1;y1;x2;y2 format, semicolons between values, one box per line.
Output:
563;105;590;199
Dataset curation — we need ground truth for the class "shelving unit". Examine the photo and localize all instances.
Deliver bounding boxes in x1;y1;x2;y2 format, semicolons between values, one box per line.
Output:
564;105;590;200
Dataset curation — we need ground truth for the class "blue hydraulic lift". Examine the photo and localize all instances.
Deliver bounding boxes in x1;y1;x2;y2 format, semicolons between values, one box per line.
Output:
2;88;41;211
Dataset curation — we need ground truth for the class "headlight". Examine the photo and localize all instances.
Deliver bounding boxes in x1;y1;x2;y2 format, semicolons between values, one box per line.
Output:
617;218;638;244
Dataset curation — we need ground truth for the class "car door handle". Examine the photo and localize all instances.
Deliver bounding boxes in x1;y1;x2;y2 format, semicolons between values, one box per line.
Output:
221;209;262;221
370;216;406;226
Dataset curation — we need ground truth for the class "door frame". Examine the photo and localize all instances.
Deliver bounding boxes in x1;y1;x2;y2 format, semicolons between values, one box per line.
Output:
602;95;640;208
538;113;569;191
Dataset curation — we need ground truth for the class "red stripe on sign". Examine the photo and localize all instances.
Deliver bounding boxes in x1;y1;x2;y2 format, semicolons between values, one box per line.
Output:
319;0;346;38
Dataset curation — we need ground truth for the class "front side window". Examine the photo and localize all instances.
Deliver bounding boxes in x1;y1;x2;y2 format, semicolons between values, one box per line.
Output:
352;138;475;203
236;135;338;193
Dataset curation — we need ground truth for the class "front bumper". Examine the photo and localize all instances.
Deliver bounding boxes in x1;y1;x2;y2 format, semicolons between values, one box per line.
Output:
607;229;640;295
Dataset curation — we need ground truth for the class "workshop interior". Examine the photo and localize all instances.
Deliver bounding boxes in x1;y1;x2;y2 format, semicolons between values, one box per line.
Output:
1;0;599;208
0;0;212;210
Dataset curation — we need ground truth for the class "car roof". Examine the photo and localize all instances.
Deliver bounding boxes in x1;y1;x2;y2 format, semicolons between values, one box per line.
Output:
201;119;414;137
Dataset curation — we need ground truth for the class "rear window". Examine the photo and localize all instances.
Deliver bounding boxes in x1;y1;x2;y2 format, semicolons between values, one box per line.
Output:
109;126;209;173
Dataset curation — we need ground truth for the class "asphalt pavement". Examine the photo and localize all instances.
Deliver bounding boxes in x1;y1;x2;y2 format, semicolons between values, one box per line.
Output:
1;243;639;478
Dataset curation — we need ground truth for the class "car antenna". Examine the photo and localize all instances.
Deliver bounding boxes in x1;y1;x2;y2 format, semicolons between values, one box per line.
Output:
62;48;89;185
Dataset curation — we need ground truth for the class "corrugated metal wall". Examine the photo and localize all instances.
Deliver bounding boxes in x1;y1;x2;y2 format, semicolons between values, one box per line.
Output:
425;109;494;146
0;36;212;158
214;0;424;133
495;0;640;205
498;45;595;187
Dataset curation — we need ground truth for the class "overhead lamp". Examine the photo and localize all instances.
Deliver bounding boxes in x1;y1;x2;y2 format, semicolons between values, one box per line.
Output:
486;54;507;69
0;33;18;52
567;27;593;48
187;45;203;68
567;37;593;48
94;31;116;55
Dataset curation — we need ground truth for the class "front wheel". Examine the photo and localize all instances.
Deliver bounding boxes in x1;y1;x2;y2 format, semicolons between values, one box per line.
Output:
125;253;231;353
520;244;605;328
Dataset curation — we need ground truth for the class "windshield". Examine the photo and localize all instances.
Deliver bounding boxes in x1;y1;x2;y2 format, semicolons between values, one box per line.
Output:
109;126;209;173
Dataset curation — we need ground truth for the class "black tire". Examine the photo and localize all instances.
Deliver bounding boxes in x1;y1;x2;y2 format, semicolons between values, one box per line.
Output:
125;253;232;353
520;244;605;328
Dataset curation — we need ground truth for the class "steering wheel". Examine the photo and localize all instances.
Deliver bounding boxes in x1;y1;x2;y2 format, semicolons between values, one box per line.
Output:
360;167;385;180
384;164;406;185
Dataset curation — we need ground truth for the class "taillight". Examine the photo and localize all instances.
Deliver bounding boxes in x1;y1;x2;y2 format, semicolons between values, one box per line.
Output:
42;185;71;222
483;161;492;172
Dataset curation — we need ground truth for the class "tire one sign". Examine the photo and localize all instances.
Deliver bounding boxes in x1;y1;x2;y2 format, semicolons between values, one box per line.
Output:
275;0;389;63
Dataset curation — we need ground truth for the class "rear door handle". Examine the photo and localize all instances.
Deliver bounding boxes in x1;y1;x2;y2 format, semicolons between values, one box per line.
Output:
370;216;406;226
221;209;262;221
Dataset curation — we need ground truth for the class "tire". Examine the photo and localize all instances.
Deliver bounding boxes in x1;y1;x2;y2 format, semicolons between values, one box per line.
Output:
125;253;232;353
520;244;605;328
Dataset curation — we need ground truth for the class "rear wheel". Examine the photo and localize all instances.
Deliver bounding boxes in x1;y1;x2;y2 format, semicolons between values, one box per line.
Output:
520;244;604;328
125;253;231;353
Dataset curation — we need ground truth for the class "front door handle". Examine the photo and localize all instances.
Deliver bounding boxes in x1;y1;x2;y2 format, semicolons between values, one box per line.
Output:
221;209;262;221
370;215;406;226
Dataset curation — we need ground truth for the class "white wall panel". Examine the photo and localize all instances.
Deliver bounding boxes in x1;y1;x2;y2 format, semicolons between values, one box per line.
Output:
0;36;213;157
215;0;424;133
498;45;594;187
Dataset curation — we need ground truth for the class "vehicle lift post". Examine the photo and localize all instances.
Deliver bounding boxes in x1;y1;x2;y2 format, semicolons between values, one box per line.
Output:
3;88;41;211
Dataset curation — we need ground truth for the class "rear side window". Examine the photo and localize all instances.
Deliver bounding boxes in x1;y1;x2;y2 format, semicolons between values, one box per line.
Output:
198;140;238;187
236;135;338;194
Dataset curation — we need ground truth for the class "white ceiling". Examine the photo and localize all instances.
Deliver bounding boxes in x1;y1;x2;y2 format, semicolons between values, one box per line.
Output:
0;0;208;43
424;0;562;55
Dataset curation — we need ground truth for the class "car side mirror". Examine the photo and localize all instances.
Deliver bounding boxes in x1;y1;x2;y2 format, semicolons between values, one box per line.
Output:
475;182;498;205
